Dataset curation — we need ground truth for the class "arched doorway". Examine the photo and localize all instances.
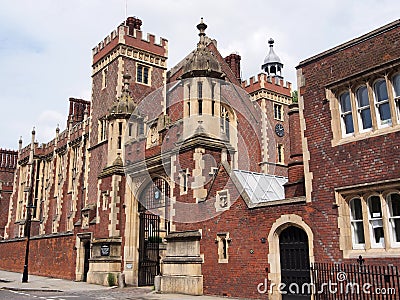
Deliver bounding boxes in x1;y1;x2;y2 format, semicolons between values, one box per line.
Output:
279;226;311;299
138;177;170;286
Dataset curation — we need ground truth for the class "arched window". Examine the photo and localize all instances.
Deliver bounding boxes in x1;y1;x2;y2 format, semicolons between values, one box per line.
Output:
349;198;365;247
339;91;354;135
374;79;391;126
220;106;230;139
356;86;372;131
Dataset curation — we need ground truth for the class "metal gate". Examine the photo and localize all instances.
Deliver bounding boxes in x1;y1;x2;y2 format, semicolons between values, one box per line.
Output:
138;212;160;286
280;226;311;299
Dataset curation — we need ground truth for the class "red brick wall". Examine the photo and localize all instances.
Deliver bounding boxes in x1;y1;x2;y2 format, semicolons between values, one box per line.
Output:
295;21;400;264
298;26;400;187
0;234;76;280
173;166;312;299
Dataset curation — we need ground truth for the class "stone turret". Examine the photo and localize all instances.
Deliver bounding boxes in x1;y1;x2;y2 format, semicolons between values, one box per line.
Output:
181;18;225;80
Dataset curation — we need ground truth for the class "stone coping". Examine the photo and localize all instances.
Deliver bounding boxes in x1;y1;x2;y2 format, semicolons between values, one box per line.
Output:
165;230;201;241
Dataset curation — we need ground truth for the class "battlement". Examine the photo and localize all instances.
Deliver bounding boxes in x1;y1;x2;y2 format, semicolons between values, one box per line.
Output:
0;149;18;170
241;73;292;97
92;17;168;65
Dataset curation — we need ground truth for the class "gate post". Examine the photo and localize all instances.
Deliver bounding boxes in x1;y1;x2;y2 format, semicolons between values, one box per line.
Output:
156;230;203;295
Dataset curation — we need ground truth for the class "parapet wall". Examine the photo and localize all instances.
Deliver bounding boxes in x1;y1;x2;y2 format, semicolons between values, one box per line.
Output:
242;73;292;97
92;17;168;65
0;149;18;171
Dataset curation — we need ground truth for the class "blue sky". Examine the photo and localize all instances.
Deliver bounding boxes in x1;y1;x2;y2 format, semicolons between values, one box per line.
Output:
1;0;399;149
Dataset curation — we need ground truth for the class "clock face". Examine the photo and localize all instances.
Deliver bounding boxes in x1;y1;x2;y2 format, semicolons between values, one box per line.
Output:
275;123;284;137
154;189;161;200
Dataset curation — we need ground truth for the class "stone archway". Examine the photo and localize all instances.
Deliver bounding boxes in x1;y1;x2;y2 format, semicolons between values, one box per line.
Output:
267;215;314;300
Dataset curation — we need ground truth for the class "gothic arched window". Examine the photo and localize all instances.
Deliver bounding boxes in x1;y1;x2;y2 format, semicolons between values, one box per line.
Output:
220;106;230;139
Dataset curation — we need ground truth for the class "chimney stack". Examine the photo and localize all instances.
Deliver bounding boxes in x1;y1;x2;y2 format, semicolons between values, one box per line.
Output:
284;103;305;198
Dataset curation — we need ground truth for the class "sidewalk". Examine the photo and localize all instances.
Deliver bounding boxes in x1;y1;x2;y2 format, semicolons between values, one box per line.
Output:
0;269;109;292
0;270;237;299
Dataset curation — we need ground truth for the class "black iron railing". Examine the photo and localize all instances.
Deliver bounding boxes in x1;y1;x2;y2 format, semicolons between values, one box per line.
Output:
311;258;400;299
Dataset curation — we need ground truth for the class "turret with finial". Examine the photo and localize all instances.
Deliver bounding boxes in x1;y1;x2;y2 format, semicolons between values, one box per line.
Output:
261;38;283;79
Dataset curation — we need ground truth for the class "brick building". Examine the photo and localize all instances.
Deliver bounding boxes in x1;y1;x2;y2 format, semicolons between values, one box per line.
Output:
296;19;400;264
2;15;398;300
0;16;294;298
0;149;18;239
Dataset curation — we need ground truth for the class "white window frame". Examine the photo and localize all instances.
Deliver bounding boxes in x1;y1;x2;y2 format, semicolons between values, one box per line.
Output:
373;78;392;128
331;71;400;146
387;192;400;248
339;90;354;137
349;197;365;249
367;194;385;248
392;73;400;122
355;85;372;133
274;103;283;121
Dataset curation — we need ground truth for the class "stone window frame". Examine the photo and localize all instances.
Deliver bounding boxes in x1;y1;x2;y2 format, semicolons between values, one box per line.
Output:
179;168;189;195
220;105;230;139
17;166;27;221
274;103;283;121
216;232;230;263
328;69;400;146
136;63;151;86
98;117;108;142
102;67;108;89
117;121;123;150
355;85;373;133
277;143;284;164
337;181;400;259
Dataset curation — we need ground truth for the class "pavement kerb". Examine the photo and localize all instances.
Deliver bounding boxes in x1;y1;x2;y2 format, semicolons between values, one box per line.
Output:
2;286;63;293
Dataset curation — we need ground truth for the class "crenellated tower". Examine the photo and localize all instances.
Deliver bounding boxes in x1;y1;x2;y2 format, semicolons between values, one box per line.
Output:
0;148;18;238
86;16;169;213
242;38;292;177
